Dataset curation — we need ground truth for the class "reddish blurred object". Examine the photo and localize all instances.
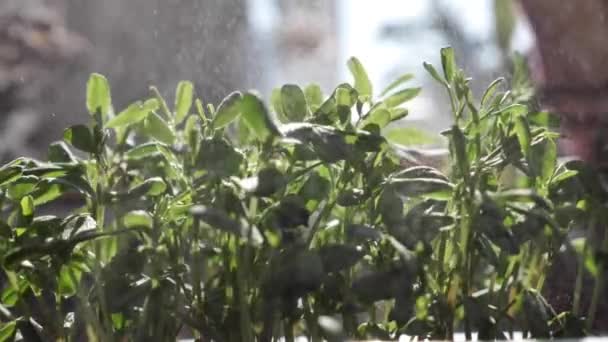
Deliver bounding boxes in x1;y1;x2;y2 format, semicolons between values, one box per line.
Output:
519;0;608;165
0;0;88;113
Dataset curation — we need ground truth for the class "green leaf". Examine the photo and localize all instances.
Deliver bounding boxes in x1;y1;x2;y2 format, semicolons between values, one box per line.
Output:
481;77;504;108
444;125;468;177
361;108;391;129
383;88;421;108
493;189;553;211
196;138;244;176
390;108;409;122
280;84;309;122
239;93;279;141
440;47;456;82
128;177;167;197
105;99;158;129
32;182;65;206
63;125;96;153
174;81;194;124
281;123;352;163
212;91;243;129
48;173;95;198
380;73;414;97
20;195;34;217
0;321;16;341
149;85;172;119
125;142;160;160
304;84;324;111
48;142;76;163
7;176;38;200
494;0;516;51
529;111;560;128
86;73;112;118
550;169;578;185
123;210;153;229
423;62;447;87
335;86;355;123
498;104;527;119
0;166;23;187
58;264;81;297
347;57;373;100
270;88;285;121
143;111;176;145
530;139;557;183
514;115;531;158
384;127;438;146
1;282;19;307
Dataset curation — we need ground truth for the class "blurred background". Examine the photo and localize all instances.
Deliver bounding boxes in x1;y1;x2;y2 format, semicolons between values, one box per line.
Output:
0;0;533;160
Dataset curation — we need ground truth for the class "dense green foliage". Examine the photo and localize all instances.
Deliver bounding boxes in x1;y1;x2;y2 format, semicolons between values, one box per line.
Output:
0;48;605;341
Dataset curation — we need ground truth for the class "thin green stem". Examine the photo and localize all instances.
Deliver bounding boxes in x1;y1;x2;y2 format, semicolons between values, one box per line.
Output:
573;217;594;316
586;226;608;331
91;159;114;338
236;246;254;342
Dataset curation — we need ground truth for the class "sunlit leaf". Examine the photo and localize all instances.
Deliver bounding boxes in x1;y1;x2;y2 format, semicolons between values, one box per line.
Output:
0;166;23;187
361;108;391;129
0;321;16;341
423;62;447;86
281;84;309;122
304;84;324;111
128;177;167;197
7;176;38;200
212;91;243;129
440;47;456;82
125;142;161;160
380;73;414;97
514;115;531;158
481;77;504;108
175;81;194;124
105;99;158;129
123;210;153;229
383;88;421;108
347;57;373;100
143;111;176;145
384;127;438;146
87;73;112;118
239;93;280;141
